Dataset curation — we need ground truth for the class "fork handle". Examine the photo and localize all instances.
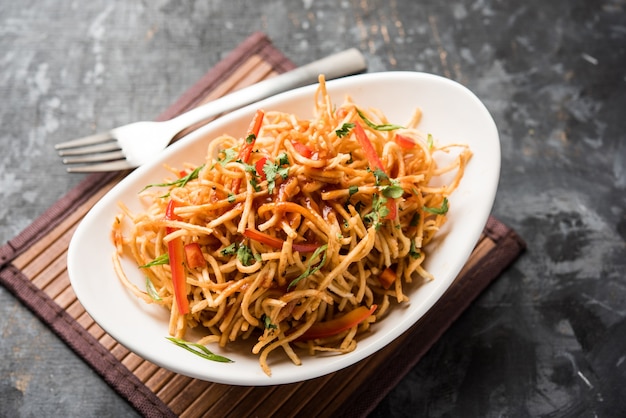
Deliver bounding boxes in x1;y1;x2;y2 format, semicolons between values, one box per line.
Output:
167;48;367;133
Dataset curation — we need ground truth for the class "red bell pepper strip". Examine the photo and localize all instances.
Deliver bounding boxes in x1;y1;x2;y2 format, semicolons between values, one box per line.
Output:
378;267;397;289
353;122;385;171
184;243;206;269
291;140;314;159
243;228;319;253
232;109;265;193
298;304;377;341
255;156;268;181
394;133;417;149
165;200;189;315
353;122;397;221
385;195;397;221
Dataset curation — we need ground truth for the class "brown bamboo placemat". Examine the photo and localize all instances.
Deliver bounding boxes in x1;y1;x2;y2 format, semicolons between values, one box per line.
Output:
0;32;526;418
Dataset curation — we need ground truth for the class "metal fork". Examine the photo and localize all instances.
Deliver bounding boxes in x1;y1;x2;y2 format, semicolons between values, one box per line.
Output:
55;49;367;172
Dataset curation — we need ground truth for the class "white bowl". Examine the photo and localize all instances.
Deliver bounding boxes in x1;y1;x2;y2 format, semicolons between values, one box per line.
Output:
67;71;500;386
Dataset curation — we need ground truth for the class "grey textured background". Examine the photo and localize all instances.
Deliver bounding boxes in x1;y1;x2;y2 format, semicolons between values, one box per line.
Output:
1;0;625;416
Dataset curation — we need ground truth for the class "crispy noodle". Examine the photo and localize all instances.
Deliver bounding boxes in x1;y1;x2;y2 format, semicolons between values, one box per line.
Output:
111;75;472;376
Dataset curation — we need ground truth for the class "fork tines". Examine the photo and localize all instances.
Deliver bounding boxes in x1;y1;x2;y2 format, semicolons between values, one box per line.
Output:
55;132;129;172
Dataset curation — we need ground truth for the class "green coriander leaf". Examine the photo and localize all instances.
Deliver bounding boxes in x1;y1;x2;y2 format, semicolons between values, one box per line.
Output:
378;204;390;220
220;243;237;256
356;108;404;131
335;122;355;138
263;153;290;194
409;212;420;227
240;160;261;192
261;314;277;330
288;244;328;289
423;197;449;215
382;178;404;199
245;133;256;144
382;183;404;199
348;185;359;196
217;148;237;166
372;168;389;185
363;194;389;230
241;161;258;174
249;177;261;192
263;161;279;194
277;166;289;180
139;253;169;268
166;337;233;363
277;152;289;167
409;241;421;259
227;194;236;203
237;244;255;266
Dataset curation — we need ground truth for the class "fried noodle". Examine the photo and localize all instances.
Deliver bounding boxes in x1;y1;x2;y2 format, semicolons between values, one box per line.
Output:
111;75;472;376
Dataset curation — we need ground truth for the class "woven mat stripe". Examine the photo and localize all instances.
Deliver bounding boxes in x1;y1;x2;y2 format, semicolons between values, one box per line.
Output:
8;179;113;271
0;265;176;418
0;172;119;268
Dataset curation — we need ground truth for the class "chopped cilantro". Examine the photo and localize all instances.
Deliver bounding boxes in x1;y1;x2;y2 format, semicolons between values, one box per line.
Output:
349;185;359;196
363;194;389;230
220;243;237;256
241;161;257;173
249;177;261;192
220;243;258;266
261;314;277;330
382;181;404;199
217;148;237;166
276;152;289;166
371;168;403;199
372;168;389;185
236;243;256;266
409;241;421;259
288;244;328;289
263;152;290;194
423;197;449;215
335;122;355;138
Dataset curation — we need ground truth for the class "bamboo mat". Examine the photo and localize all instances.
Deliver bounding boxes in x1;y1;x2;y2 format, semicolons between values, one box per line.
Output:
0;32;526;418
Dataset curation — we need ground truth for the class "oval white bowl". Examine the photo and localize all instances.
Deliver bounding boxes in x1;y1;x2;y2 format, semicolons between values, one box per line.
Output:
67;71;500;386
